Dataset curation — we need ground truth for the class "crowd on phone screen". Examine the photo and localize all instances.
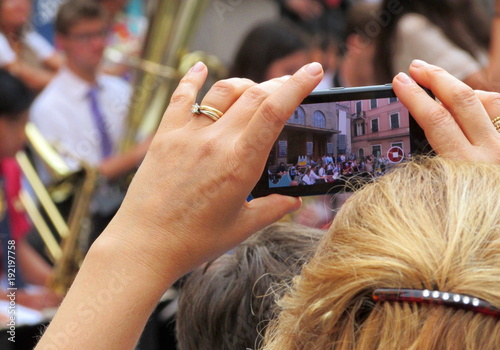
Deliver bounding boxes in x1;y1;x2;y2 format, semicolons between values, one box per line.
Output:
270;153;404;186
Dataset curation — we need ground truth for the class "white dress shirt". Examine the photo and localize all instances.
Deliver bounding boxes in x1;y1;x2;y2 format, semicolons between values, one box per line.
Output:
30;68;131;171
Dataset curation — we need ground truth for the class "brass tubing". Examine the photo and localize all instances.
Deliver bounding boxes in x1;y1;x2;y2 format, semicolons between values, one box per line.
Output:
16;151;69;239
121;0;210;152
25;123;71;178
49;165;97;295
18;190;62;262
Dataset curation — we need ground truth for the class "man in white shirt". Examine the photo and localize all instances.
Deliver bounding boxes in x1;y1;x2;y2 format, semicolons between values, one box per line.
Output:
318;163;326;177
30;0;150;243
302;166;322;185
309;165;323;183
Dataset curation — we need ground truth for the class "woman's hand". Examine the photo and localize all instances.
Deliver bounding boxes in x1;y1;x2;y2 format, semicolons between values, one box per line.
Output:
392;60;500;164
104;61;324;285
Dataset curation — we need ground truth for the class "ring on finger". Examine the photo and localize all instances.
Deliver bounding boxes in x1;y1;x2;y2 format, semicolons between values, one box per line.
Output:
493;116;500;132
491;117;500;132
190;103;223;122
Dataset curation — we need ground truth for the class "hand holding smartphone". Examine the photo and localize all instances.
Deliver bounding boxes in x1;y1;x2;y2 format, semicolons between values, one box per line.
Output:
252;84;433;198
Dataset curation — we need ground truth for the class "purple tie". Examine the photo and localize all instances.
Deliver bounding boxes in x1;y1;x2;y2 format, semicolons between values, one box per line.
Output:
88;86;113;158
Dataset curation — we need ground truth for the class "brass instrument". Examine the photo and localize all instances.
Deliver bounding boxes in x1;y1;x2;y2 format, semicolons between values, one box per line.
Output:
121;0;227;150
17;123;97;295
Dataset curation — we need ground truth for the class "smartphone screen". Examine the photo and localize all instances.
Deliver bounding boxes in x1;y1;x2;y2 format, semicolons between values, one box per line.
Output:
251;85;431;198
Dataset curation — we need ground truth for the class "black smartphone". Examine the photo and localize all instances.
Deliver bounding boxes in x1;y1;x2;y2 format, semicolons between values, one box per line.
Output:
251;84;432;198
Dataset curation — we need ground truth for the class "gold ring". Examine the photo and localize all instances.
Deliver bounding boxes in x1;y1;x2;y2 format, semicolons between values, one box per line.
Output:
190;103;223;122
492;116;500;132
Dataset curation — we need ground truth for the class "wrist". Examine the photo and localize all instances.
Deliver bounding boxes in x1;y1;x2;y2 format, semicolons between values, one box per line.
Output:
93;217;181;291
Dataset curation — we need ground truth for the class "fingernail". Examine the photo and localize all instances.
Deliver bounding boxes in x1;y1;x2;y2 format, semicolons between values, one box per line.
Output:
287;197;302;214
411;59;428;68
305;62;323;76
280;75;292;80
190;61;205;73
396;72;413;84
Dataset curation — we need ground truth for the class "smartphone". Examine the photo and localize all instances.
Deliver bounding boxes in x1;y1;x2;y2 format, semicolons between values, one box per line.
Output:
251;84;432;198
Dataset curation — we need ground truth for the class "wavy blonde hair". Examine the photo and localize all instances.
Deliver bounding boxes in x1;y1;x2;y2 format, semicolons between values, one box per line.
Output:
264;157;500;350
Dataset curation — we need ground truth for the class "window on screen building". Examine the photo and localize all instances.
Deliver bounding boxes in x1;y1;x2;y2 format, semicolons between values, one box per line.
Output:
288;106;305;125
356;101;362;114
391;142;403;150
313;110;326;128
390;112;400;129
355;121;365;136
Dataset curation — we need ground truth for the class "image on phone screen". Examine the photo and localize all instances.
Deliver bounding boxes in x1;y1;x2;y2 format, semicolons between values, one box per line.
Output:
251;85;431;198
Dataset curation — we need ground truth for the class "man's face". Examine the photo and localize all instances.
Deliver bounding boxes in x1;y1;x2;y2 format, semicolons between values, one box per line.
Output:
58;19;108;72
0;112;28;159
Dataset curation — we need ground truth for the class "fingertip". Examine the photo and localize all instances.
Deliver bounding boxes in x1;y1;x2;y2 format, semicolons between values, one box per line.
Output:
179;61;208;84
189;61;206;73
285;195;302;214
304;62;323;76
410;59;429;69
394;72;414;85
247;194;302;221
178;61;208;88
261;194;302;214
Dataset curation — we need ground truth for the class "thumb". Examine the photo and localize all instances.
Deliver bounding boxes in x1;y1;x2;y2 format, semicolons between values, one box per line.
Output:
239;195;302;234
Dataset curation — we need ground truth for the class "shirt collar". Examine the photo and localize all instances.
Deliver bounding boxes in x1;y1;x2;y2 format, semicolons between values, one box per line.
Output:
58;67;103;100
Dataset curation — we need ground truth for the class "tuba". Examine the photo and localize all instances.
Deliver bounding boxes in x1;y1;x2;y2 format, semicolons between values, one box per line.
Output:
121;0;226;151
18;0;224;296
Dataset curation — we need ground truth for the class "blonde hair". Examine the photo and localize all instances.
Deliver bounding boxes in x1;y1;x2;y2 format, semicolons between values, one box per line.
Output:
264;157;500;349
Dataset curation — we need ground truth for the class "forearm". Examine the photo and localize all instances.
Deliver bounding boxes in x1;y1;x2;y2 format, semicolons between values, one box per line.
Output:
7;61;55;91
35;227;175;349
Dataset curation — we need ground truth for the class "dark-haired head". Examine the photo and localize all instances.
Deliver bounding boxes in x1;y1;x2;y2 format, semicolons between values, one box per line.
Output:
230;20;311;83
0;69;34;120
176;223;324;350
55;0;108;35
0;69;32;158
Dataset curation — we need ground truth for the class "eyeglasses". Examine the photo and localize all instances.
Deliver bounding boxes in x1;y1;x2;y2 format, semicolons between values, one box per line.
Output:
66;29;109;43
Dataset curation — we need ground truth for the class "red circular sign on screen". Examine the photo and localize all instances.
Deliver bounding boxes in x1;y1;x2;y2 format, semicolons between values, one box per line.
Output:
387;146;404;163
